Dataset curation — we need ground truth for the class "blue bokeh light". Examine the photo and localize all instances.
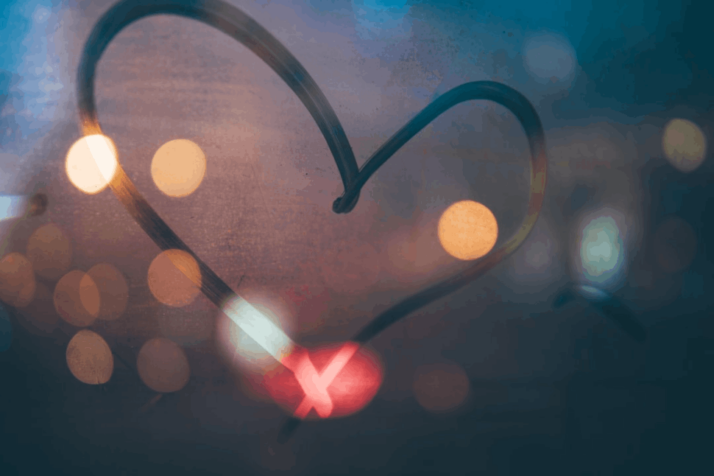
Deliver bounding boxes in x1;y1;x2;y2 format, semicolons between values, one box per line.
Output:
579;215;625;285
523;33;577;85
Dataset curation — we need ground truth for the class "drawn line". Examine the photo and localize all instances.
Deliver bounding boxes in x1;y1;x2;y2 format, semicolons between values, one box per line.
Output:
76;0;548;442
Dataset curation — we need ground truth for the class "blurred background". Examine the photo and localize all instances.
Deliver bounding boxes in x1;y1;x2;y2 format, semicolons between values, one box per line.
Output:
1;0;712;474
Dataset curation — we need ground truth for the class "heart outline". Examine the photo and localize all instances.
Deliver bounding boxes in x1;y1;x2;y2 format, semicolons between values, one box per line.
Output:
76;0;547;431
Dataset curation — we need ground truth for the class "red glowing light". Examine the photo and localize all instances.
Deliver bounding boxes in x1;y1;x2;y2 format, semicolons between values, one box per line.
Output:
263;342;383;419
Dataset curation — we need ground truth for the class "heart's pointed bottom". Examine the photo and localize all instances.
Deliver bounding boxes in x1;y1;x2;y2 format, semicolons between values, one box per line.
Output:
263;343;383;420
332;191;360;214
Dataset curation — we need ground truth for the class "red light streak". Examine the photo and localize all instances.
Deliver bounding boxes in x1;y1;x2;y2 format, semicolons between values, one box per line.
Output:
266;342;383;420
291;343;359;419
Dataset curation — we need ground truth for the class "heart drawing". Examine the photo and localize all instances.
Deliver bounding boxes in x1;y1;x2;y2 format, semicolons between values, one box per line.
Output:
72;0;547;425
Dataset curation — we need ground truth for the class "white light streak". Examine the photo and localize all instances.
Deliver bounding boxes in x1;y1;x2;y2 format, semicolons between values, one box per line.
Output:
221;295;295;364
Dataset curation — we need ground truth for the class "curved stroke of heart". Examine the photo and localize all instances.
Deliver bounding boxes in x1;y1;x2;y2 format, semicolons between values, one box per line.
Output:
75;0;547;428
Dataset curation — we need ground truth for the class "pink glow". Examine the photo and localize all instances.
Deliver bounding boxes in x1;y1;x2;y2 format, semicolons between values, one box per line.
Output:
264;342;383;419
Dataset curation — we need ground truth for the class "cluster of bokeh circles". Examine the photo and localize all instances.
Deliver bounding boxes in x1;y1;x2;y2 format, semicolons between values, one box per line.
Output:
2;112;705;415
0;219;198;393
0;137;208;397
64;137;208;392
575;118;706;287
59;132;499;414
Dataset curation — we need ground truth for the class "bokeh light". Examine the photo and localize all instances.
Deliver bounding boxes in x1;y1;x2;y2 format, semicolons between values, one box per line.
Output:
66;329;114;385
662;119;707;173
523;33;577;85
137;337;190;393
438;200;498;261
653;216;697;273
151;139;207;197
65;134;118;194
53;270;100;327
0;253;36;308
26;223;72;281
579;215;625;285
413;362;470;413
86;263;129;321
147;249;201;307
0;303;12;352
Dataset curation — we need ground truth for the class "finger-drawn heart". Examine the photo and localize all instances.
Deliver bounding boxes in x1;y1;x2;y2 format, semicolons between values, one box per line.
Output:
75;0;547;425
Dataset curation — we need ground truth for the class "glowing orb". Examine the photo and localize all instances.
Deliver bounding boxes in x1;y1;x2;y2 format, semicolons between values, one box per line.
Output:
65;135;118;194
148;249;201;307
66;329;114;384
151;139;207;197
263;343;383;420
137;337;190;393
413;363;470;413
662;119;707;173
87;263;129;321
438;200;498;261
579;215;624;284
523;33;577;85
53;270;100;327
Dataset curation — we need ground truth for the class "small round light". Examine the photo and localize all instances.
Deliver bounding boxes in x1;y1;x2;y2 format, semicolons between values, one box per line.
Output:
523;33;577;85
147;250;202;307
137;337;191;393
662;118;707;173
66;329;114;385
87;263;129;321
65;135;118;194
413;363;470;413
54;270;100;327
151;139;207;197
438;200;498;261
579;215;624;283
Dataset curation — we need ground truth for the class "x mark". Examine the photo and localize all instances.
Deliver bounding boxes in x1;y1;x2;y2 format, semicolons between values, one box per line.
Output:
285;342;360;419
